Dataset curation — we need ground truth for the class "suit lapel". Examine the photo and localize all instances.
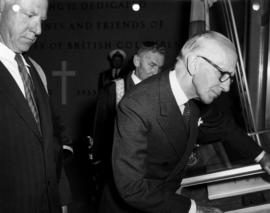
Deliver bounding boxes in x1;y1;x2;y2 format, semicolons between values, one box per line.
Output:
26;56;53;149
0;61;42;139
167;101;200;181
157;71;195;158
156;71;201;180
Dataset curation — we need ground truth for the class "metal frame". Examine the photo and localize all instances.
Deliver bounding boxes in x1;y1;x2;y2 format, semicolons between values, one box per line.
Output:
181;164;264;187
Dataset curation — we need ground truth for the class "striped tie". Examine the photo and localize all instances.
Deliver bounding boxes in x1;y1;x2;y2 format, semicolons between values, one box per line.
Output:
15;54;41;133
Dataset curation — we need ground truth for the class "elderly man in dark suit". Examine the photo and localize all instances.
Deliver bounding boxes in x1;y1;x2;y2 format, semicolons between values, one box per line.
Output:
0;0;72;212
112;31;270;213
93;42;165;212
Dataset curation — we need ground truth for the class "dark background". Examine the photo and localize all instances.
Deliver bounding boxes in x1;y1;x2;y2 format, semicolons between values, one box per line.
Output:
27;0;249;212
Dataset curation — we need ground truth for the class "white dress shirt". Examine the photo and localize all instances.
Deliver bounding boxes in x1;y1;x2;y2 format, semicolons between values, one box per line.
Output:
169;70;196;213
131;70;141;85
0;42;30;97
169;69;188;113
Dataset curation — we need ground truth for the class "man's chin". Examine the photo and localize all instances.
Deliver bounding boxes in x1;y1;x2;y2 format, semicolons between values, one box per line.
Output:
200;96;214;104
19;47;31;54
19;41;34;52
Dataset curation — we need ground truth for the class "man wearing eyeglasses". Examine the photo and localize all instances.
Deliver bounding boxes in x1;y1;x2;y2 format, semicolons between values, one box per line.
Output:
111;31;270;213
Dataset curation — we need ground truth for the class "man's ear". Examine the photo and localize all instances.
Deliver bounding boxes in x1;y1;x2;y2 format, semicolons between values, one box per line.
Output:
186;54;198;76
133;54;140;68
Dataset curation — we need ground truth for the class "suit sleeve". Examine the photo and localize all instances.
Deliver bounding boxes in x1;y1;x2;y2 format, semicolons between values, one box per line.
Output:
50;101;73;148
112;97;191;213
198;106;263;160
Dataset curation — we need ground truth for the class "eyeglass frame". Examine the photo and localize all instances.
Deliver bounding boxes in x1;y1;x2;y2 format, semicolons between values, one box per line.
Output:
198;56;234;83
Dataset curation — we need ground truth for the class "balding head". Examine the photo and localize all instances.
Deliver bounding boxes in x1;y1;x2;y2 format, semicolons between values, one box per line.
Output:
180;31;237;64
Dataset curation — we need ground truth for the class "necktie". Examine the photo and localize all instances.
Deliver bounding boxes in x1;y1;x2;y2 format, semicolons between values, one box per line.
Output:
15;54;41;132
183;101;191;129
183;100;199;167
112;68;120;79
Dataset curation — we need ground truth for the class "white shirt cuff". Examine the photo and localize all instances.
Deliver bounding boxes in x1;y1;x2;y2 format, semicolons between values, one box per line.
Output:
255;151;266;163
188;199;196;213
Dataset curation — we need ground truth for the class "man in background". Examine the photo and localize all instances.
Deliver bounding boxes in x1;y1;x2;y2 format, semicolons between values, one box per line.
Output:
112;31;270;213
98;49;127;90
0;0;72;212
93;42;165;212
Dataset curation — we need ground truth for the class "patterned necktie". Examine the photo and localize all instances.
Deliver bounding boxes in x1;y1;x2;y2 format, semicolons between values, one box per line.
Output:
15;54;41;132
184;100;198;166
183;101;191;129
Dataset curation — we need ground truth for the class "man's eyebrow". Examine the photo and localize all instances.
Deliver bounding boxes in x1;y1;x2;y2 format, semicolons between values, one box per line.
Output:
149;61;158;65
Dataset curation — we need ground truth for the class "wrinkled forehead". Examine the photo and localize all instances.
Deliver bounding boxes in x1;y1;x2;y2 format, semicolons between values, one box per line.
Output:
15;0;48;15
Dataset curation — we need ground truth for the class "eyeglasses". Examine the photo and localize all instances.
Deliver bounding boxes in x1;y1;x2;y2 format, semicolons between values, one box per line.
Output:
198;56;234;83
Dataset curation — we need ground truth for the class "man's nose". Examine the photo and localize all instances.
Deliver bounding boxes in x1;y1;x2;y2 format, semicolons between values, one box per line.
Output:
31;19;42;35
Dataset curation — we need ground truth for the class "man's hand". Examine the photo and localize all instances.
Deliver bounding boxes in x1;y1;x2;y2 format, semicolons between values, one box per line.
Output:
259;152;270;175
197;205;223;213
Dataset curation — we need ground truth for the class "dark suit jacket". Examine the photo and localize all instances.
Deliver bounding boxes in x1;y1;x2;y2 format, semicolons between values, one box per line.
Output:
0;57;63;213
93;72;135;171
94;72;138;213
111;70;263;213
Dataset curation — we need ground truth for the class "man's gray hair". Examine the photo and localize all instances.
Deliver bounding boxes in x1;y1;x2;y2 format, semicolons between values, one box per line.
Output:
179;31;235;60
137;41;166;56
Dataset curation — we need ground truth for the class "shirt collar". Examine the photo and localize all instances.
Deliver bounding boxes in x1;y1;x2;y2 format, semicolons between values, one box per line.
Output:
0;42;30;67
0;42;16;62
169;70;188;106
131;70;141;85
